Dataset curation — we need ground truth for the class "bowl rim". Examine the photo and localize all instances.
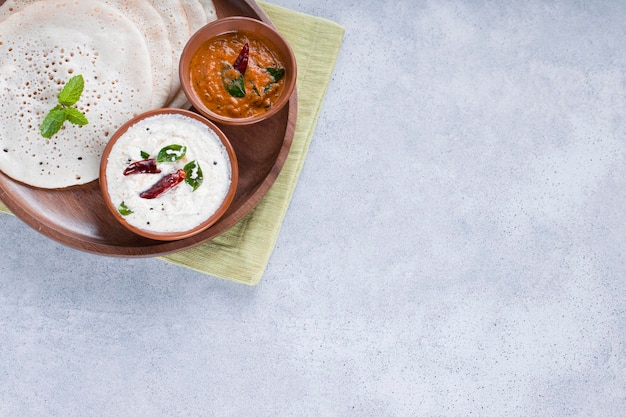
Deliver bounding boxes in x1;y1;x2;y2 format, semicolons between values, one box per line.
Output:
98;107;239;241
179;16;297;125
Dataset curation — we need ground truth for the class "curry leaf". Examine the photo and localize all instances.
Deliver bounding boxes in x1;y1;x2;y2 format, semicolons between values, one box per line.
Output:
156;144;187;163
222;65;245;98
184;160;203;191
265;67;285;82
117;201;133;216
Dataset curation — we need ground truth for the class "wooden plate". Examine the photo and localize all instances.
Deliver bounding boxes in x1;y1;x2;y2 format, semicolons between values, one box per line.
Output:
0;0;297;256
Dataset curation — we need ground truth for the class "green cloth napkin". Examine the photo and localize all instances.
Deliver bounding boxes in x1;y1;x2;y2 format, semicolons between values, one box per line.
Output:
0;2;345;285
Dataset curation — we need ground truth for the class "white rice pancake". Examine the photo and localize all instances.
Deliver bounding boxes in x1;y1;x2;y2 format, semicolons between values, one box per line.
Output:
198;0;217;21
103;0;173;109
167;0;218;108
0;0;173;109
0;0;19;20
147;0;192;107
180;0;209;35
0;0;154;188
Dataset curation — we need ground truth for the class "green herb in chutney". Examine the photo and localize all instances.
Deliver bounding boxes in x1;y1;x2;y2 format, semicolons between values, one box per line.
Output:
184;160;203;192
40;74;88;139
221;63;246;98
265;67;285;82
156;144;187;163
118;201;133;216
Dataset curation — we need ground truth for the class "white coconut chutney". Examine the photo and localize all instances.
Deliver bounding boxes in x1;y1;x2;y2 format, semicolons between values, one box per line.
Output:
104;113;232;234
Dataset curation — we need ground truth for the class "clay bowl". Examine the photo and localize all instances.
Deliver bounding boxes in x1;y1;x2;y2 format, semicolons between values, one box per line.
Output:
179;16;297;125
99;108;238;241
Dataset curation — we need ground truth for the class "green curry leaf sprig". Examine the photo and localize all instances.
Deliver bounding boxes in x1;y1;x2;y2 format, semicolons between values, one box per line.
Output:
40;74;88;139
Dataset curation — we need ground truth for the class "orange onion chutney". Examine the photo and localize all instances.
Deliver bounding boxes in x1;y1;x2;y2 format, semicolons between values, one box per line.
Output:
189;31;287;119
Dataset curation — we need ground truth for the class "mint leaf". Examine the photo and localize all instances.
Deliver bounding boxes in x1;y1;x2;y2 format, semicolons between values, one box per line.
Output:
58;74;85;106
184;160;203;191
40;107;67;138
156;144;187;163
40;74;89;138
65;108;88;126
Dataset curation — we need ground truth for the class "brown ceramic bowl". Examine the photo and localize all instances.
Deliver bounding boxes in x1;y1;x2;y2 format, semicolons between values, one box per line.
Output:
179;16;297;125
99;108;238;241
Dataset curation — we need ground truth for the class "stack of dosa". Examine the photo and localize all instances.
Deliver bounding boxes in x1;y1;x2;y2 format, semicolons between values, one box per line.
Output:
0;0;218;189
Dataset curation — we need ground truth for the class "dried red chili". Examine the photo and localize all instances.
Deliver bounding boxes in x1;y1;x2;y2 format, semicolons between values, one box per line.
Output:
233;42;249;75
123;158;161;175
139;169;186;199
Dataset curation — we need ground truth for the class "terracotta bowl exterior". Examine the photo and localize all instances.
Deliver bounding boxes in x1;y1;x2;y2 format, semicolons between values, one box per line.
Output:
99;108;239;241
179;16;297;125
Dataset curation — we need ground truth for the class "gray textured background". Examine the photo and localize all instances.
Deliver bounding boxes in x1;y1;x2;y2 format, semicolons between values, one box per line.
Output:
2;0;626;415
